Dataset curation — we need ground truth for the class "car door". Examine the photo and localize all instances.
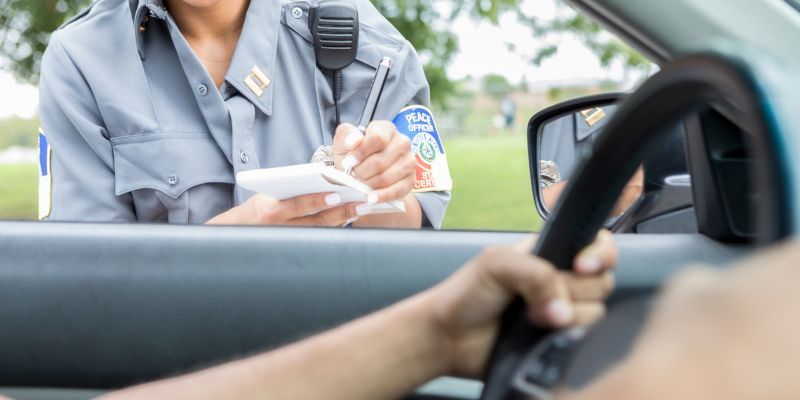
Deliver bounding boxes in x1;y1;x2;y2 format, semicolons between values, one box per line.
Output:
0;221;745;399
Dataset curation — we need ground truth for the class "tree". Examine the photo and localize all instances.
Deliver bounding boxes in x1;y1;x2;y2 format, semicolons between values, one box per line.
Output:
0;115;39;148
481;74;513;99
515;6;652;80
0;0;90;85
370;0;519;106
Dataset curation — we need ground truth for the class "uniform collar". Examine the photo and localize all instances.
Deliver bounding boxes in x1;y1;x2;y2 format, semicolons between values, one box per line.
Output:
134;0;282;116
222;1;282;116
134;0;168;60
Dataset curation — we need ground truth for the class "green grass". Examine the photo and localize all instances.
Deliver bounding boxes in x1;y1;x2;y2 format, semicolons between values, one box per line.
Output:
0;163;38;220
442;135;543;232
0;139;543;231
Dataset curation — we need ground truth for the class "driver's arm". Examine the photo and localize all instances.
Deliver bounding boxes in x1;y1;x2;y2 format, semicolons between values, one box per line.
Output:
101;232;617;400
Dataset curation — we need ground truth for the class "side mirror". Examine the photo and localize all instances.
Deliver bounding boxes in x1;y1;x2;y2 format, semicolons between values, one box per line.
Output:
528;93;644;228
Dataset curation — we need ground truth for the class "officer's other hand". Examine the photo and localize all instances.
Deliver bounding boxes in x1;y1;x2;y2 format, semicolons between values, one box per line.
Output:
333;122;416;205
423;231;617;377
206;193;359;227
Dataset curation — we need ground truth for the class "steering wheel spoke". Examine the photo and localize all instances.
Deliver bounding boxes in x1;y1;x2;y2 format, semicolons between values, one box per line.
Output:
511;327;588;400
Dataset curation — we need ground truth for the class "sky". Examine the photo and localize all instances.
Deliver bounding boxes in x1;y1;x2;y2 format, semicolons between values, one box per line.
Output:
447;0;631;86
0;0;639;120
0;72;39;119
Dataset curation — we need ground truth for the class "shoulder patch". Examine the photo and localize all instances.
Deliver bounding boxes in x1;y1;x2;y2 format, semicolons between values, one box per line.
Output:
38;129;52;220
392;106;453;193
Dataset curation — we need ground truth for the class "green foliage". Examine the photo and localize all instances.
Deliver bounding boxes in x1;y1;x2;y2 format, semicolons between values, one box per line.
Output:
0;0;90;84
552;13;649;69
0;116;39;149
442;135;542;231
0;163;37;220
547;86;562;102
481;74;513;98
518;8;649;72
370;0;519;106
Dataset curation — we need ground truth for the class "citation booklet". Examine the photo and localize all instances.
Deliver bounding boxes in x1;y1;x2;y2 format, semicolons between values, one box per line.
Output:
236;164;405;214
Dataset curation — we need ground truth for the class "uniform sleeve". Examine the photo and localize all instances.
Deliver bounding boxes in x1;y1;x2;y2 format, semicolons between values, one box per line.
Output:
38;33;136;222
379;40;452;229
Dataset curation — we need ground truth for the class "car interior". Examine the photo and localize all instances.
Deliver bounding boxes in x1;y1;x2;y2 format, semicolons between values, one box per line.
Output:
2;0;800;399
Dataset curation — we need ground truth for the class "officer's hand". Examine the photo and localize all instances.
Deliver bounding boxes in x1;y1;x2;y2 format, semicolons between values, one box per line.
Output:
424;231;617;377
206;193;359;227
333;122;416;205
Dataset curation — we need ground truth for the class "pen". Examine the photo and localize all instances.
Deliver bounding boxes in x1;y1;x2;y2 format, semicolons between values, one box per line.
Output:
357;57;393;132
345;56;393;175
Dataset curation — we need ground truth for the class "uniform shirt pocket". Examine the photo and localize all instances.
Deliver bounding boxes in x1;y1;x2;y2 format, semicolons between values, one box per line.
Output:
111;131;234;199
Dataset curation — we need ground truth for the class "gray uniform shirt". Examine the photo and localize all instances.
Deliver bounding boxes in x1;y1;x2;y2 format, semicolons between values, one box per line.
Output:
39;0;450;227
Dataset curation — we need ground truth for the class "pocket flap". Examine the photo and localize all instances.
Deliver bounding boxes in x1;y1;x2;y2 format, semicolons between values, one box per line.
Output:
111;132;234;198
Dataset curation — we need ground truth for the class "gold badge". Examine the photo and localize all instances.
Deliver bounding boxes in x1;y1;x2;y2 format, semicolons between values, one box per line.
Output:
580;107;606;127
244;66;271;97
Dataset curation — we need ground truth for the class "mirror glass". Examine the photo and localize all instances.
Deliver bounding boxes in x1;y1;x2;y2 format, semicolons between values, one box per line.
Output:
536;104;644;221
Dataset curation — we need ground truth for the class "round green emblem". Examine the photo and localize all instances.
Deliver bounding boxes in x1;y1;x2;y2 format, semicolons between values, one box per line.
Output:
418;141;436;163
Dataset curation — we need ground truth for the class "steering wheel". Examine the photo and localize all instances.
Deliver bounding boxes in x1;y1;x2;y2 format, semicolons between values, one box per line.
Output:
480;49;797;400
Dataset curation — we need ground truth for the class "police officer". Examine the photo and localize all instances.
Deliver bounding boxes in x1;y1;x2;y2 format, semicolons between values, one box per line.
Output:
38;0;451;228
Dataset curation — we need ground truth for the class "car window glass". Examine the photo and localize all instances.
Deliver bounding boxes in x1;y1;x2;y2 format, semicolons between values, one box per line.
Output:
0;0;656;232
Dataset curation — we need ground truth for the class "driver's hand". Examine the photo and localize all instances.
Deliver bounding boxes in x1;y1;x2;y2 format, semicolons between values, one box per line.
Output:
426;231;617;377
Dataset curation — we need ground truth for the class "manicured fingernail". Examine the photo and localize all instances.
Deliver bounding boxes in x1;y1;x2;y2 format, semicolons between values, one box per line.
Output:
344;217;360;226
367;192;379;205
577;256;602;274
342;155;359;170
546;299;574;326
345;129;364;149
356;204;372;216
325;193;342;206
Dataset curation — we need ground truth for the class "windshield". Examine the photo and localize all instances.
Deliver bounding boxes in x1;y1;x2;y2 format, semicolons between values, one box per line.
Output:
789;0;800;11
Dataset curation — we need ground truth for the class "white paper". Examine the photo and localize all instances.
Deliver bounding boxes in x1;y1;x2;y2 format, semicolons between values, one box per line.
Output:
236;164;405;213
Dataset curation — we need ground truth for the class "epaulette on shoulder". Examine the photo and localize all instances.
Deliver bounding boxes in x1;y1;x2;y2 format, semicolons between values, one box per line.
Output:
57;0;99;30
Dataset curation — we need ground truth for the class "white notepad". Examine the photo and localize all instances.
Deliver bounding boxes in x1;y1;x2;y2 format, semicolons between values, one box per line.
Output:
236;163;405;214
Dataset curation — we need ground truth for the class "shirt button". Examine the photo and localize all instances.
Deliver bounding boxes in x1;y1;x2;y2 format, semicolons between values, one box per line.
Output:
240;151;249;164
291;7;303;19
197;84;208;96
168;175;178;185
